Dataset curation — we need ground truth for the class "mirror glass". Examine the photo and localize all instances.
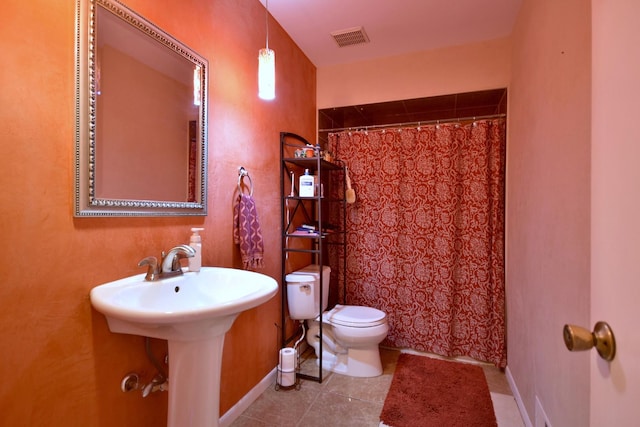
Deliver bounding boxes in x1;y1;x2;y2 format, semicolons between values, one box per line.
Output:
75;0;208;216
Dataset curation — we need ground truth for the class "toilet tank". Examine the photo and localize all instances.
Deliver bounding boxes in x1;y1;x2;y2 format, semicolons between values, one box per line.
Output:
285;265;331;320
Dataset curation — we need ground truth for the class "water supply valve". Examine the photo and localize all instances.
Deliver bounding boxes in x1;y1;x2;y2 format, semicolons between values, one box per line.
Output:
142;373;168;397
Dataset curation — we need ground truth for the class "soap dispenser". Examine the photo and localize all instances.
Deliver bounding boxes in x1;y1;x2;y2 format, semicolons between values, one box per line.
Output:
299;169;315;197
189;228;204;272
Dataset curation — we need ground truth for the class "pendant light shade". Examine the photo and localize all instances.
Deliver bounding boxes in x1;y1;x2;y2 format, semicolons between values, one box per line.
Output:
258;0;275;100
258;47;275;100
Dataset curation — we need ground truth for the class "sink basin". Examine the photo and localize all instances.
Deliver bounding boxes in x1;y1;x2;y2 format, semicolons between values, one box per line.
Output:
90;266;278;427
90;267;278;341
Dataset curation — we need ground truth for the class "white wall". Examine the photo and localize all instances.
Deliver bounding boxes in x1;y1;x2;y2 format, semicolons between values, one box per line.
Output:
507;0;591;426
317;37;511;109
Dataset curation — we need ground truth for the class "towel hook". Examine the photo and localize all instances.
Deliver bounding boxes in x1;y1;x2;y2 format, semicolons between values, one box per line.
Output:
238;166;254;197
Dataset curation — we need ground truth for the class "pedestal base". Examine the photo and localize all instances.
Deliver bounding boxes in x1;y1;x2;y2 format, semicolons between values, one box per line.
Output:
166;316;236;427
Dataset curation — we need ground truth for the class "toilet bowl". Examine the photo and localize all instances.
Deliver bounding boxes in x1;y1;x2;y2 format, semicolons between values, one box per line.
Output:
286;265;388;377
307;304;388;377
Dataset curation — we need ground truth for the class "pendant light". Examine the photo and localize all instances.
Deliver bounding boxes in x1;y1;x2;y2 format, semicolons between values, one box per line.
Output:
258;0;275;100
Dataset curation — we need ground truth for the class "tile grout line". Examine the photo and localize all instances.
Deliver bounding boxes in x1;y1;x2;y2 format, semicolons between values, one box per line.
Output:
295;375;332;426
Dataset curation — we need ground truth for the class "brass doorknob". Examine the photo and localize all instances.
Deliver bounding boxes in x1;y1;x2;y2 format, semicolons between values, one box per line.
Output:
563;321;616;361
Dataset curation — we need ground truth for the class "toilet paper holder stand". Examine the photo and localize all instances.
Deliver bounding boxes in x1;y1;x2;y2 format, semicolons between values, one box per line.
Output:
276;347;300;390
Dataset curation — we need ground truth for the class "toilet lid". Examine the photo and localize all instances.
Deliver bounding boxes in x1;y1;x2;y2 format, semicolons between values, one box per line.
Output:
325;305;386;328
285;273;315;283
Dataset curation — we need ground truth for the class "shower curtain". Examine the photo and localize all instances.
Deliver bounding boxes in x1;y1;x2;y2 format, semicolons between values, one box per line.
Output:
328;119;506;367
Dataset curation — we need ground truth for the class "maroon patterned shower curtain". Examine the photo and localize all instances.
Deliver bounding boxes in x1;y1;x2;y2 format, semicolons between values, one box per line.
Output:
328;119;506;367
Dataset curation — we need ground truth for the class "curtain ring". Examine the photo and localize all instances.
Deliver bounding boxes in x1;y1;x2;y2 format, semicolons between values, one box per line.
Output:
238;166;253;196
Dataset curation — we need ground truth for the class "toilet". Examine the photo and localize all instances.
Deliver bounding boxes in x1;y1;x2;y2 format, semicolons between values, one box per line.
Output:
286;265;388;377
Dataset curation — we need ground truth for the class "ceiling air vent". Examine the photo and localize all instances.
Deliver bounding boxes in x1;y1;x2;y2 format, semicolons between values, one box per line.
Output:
330;26;370;48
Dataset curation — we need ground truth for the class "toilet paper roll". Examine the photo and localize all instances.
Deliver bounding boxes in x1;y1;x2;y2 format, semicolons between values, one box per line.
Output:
279;347;296;371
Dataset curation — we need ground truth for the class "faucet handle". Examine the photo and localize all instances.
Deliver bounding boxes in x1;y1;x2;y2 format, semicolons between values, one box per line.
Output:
138;256;159;281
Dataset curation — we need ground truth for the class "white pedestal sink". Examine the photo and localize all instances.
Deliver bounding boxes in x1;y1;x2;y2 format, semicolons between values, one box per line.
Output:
90;267;278;427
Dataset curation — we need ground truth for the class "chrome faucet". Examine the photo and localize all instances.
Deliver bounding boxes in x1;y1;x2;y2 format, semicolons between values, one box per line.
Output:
138;244;195;281
161;244;195;275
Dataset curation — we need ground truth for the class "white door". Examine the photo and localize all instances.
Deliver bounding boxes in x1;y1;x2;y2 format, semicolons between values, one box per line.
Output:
590;1;640;425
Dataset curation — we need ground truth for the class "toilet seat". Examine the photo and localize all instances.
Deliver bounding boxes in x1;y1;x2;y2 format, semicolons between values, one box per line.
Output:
323;305;386;328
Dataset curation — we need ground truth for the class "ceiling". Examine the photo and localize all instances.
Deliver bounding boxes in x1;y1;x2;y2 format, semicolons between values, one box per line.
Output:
259;0;523;67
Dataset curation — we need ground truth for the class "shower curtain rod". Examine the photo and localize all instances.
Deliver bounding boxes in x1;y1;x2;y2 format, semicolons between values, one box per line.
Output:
319;113;506;133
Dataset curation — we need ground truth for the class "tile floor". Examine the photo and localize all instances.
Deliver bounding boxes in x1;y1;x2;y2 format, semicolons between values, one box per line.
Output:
230;347;524;427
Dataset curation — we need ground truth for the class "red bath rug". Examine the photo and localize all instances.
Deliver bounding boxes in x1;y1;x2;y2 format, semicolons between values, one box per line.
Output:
380;353;497;427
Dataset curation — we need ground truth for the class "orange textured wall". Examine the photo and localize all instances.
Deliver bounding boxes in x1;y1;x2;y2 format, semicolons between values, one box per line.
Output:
0;0;316;425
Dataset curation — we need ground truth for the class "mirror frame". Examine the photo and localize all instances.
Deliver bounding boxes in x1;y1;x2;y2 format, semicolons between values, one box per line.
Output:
74;0;208;216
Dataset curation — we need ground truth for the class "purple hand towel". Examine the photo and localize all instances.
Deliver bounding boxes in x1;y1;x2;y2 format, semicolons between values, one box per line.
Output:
233;194;265;269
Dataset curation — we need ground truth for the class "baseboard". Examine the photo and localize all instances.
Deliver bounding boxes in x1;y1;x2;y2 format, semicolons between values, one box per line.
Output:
505;365;533;427
219;367;277;427
534;395;552;427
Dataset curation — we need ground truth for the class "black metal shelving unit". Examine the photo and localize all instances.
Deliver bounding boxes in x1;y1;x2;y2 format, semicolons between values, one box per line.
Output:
280;131;347;384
